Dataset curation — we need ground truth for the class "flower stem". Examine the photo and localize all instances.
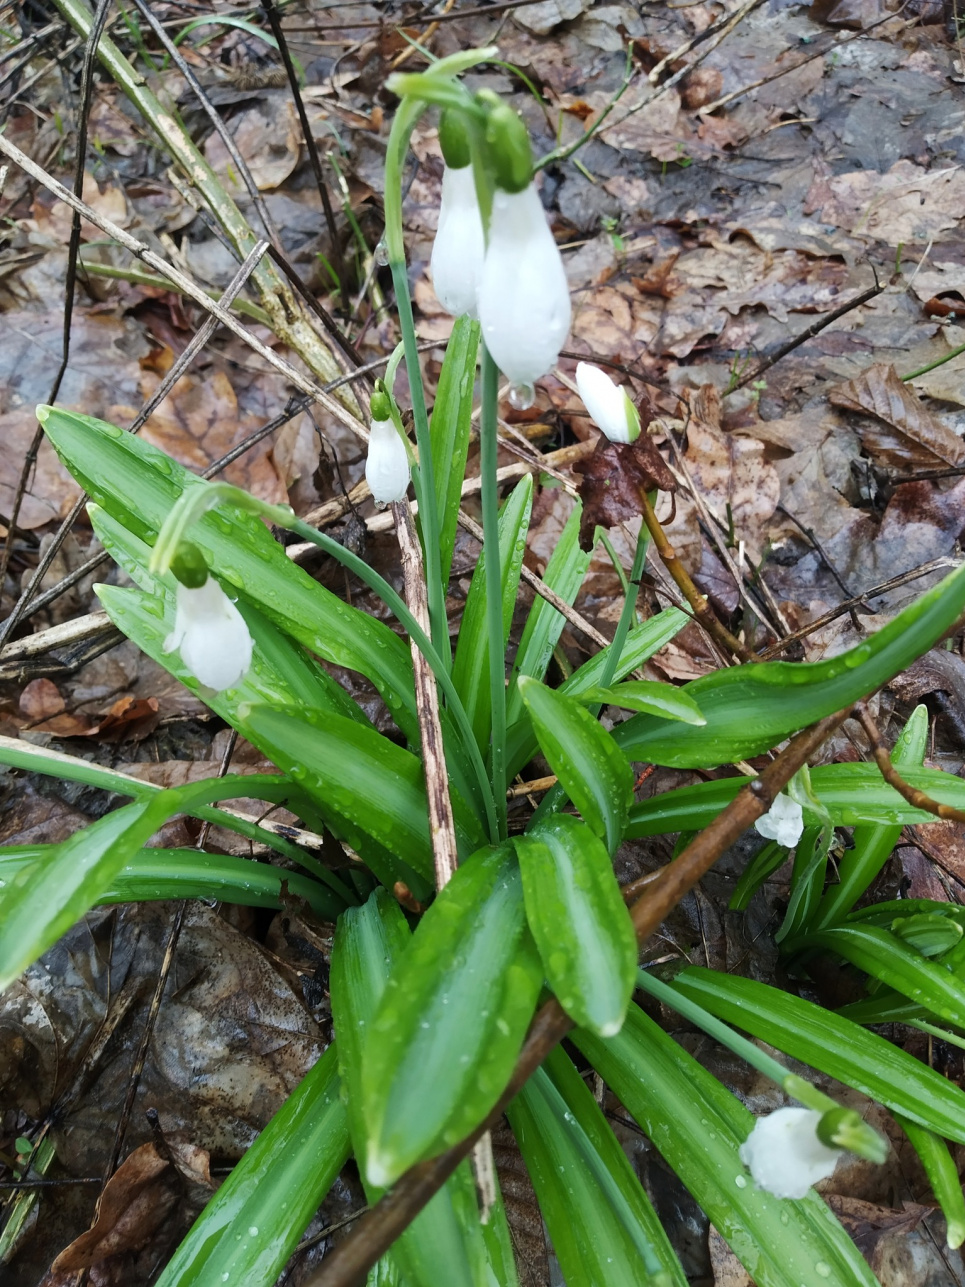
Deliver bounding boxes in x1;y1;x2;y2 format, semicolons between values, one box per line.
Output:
598;520;650;690
481;346;508;841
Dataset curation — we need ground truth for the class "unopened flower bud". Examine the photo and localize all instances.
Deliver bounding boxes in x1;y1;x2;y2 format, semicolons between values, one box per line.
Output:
478;183;571;385
575;362;641;443
430;162;485;318
365;418;410;505
754;792;804;848
164;576;253;693
739;1107;841;1200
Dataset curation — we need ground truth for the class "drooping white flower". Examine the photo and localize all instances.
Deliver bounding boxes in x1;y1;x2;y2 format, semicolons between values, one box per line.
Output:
164;577;253;693
477;182;571;386
365;417;410;505
739;1107;841;1199
754;792;804;847
430;164;485;319
575;362;641;443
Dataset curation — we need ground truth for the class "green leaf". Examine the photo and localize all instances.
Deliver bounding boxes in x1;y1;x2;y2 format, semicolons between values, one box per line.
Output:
667;967;965;1143
39;407;419;740
896;1115;965;1249
155;1045;350;1287
0;846;344;920
729;840;784;912
515;815;636;1036
891;913;963;957
507;1046;686;1287
361;845;542;1186
452;475;533;753
330;890;519;1287
579;681;706;725
518;677;633;853
430;316;479;586
615;562;965;768
506;502;591;726
576;1004;879;1287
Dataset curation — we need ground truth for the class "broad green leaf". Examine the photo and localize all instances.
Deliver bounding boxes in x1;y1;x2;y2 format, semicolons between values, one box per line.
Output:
244;704;486;899
0;846;344;920
452;475;533;753
891;913;963;956
576;1004;879;1287
507;1046;686;1287
579;681;706;725
667;967;965;1143
155;1044;350;1287
0;774;295;990
896;1115;965;1249
627;761;965;837
776;823;831;945
39;407;419;740
615;560;965;768
729;840;784;912
518;676;633;853
813;704;927;929
506;501;591;726
515;815;636;1036
361;845;542;1186
430;316;480;586
331;890;519;1287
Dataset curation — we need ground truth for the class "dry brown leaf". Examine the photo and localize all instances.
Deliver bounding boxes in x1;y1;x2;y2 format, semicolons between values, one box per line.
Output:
829;363;965;470
575;434;677;551
19;678;65;720
805;160;965;245
709;1225;753;1285
204;100;300;192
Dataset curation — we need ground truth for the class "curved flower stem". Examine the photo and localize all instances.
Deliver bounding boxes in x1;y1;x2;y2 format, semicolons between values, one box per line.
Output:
598;519;650;690
481;346;508;841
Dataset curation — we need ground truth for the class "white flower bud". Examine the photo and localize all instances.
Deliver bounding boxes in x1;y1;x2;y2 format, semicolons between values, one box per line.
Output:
164;577;253;693
430;164;485;319
365;417;410;505
575;362;641;443
478;183;571;385
739;1107;842;1199
754;792;804;847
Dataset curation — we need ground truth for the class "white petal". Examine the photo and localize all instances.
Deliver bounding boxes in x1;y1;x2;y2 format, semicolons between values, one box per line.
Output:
165;579;253;692
739;1107;841;1200
478;183;571;385
576;362;633;443
430;164;485;319
754;793;804;848
365;418;410;504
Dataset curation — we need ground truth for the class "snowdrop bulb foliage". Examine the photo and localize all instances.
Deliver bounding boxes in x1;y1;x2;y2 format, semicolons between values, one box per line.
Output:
754;792;804;848
478;183;571;385
430;164;485;318
575;362;641;443
739;1107;841;1200
366;417;410;505
164;577;253;693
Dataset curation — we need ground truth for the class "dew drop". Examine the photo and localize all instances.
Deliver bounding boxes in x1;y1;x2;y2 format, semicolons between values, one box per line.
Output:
734;1174;748;1188
374;237;390;267
508;381;535;411
248;1226;258;1237
816;1263;831;1278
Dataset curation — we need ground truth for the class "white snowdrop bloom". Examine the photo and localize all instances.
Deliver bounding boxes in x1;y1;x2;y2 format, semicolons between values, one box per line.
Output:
575;362;641;443
754;792;804;847
164;577;253;693
430;164;485;318
478;183;571;386
365;417;410;504
739;1107;842;1200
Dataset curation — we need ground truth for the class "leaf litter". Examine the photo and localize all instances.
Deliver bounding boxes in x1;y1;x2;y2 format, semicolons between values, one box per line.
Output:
3;0;965;1282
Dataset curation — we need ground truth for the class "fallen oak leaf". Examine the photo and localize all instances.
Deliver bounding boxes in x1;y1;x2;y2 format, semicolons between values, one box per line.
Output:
575;433;677;552
830;362;965;471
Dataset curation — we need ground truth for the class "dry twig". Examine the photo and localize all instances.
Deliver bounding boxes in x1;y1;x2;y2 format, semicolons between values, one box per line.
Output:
856;702;965;824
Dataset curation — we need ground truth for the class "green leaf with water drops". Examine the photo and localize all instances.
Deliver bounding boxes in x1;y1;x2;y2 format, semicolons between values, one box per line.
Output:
38;406;419;741
518;676;633;854
361;845;542;1187
666;967;965;1144
515;815;636;1037
896;1116;965;1250
614;558;965;768
507;1045;687;1287
579;681;706;725
430;316;479;587
576;1004;879;1287
154;1044;350;1287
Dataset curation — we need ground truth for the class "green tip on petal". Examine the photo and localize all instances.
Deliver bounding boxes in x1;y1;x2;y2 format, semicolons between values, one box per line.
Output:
623;392;641;443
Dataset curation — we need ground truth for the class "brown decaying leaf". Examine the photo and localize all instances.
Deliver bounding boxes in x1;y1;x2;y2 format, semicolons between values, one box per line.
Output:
575;433;677;552
830;363;965;470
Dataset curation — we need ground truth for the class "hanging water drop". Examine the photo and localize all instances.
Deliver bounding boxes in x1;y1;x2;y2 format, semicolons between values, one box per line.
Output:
374;237;390;267
508;381;535;410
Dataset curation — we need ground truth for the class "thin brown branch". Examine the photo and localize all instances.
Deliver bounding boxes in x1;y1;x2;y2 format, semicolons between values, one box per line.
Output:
306;705;853;1287
856;702;965;824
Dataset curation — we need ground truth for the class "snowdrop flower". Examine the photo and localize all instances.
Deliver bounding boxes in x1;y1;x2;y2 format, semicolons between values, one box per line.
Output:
477;181;571;386
754;792;804;847
739;1107;841;1200
576;362;641;443
431;163;485;318
366;417;410;505
164;576;253;693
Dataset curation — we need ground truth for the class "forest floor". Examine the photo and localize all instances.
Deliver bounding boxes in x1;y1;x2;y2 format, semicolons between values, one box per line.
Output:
3;0;965;1282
